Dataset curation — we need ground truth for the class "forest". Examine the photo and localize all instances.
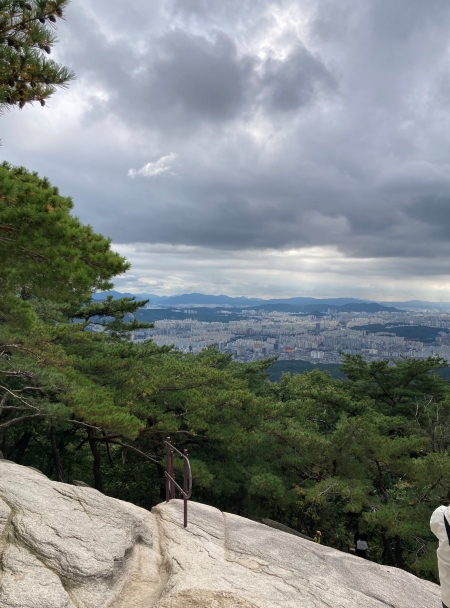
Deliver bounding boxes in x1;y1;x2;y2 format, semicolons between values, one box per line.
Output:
2;0;450;588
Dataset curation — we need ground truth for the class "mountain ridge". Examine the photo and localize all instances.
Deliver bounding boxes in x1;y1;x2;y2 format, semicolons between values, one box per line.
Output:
93;291;449;309
93;292;371;306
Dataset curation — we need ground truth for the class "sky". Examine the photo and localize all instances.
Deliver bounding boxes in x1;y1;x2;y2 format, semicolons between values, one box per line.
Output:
2;0;450;300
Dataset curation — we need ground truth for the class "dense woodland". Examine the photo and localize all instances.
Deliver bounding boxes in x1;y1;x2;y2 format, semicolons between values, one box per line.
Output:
2;0;450;588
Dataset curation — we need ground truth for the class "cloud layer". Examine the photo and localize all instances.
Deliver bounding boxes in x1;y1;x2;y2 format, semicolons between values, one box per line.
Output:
2;0;450;299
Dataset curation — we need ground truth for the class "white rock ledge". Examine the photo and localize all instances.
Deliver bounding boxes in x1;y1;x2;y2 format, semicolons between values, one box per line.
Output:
0;460;441;607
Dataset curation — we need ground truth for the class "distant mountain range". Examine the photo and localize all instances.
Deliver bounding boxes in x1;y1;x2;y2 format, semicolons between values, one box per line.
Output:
93;291;450;310
377;300;450;310
93;291;371;307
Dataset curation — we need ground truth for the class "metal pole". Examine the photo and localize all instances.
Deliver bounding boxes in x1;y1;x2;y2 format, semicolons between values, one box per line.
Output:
166;438;170;502
170;449;175;500
183;449;188;528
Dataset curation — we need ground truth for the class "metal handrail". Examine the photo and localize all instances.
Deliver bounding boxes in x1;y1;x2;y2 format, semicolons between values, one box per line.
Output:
164;437;192;527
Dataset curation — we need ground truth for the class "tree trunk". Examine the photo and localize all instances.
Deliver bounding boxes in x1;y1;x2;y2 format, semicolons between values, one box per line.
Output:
14;431;32;463
381;533;395;566
395;535;405;569
102;430;114;467
50;426;64;482
87;428;104;493
1;431;8;459
302;517;312;539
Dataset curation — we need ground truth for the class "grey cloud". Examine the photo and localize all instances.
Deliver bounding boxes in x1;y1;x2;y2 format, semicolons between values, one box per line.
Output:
60;3;337;131
150;30;252;121
260;44;338;112
97;159;450;261
367;0;450;42
110;244;450;303
64;28;250;129
170;0;272;26
311;0;361;44
408;195;450;236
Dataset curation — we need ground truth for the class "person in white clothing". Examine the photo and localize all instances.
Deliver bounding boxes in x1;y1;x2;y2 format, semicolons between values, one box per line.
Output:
354;531;368;558
430;504;450;608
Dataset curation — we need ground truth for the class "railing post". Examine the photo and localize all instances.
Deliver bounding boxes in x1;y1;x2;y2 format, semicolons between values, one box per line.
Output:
164;438;192;526
170;448;175;500
166;437;170;502
183;449;188;528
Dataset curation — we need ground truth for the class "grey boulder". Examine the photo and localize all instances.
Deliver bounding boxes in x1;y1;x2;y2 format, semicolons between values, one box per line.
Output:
0;460;441;607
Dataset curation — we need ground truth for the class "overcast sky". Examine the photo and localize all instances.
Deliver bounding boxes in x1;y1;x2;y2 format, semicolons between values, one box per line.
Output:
2;0;450;300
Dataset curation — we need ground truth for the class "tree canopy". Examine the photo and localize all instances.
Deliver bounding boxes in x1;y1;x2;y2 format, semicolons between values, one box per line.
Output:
0;165;145;466
0;162;129;328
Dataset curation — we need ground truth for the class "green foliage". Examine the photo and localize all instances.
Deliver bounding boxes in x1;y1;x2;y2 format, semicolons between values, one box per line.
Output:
71;295;155;337
248;360;450;579
341;354;449;413
0;0;74;111
249;473;285;502
267;359;346;381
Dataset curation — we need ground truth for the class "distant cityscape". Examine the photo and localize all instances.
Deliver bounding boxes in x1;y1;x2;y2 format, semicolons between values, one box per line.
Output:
97;292;450;365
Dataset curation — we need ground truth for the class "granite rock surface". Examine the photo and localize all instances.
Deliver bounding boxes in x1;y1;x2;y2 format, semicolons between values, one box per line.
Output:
0;460;441;607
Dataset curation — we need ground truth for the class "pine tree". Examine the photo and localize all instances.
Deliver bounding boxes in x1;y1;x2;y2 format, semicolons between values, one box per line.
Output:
0;0;74;111
0;164;140;475
0;162;129;328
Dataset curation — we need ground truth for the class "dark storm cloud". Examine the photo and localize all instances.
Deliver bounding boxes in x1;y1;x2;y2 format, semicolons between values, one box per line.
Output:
61;10;336;131
408;195;450;237
97;158;450;261
149;30;252;121
260;44;338;112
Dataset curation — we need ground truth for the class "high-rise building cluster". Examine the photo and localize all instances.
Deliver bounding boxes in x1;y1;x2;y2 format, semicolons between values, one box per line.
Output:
130;308;450;364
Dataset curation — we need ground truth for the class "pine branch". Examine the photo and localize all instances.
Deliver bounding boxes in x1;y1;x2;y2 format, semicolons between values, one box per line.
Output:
108;439;162;464
0;412;45;431
0;0;74;111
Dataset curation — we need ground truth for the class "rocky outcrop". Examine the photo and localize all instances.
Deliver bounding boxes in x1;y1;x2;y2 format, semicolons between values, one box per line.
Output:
0;460;441;607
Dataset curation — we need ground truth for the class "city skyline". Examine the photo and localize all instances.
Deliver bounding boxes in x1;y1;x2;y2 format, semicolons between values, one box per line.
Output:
128;306;450;367
2;0;450;301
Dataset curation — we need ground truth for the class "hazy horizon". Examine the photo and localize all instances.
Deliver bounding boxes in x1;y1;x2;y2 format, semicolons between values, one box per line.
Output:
97;289;450;304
